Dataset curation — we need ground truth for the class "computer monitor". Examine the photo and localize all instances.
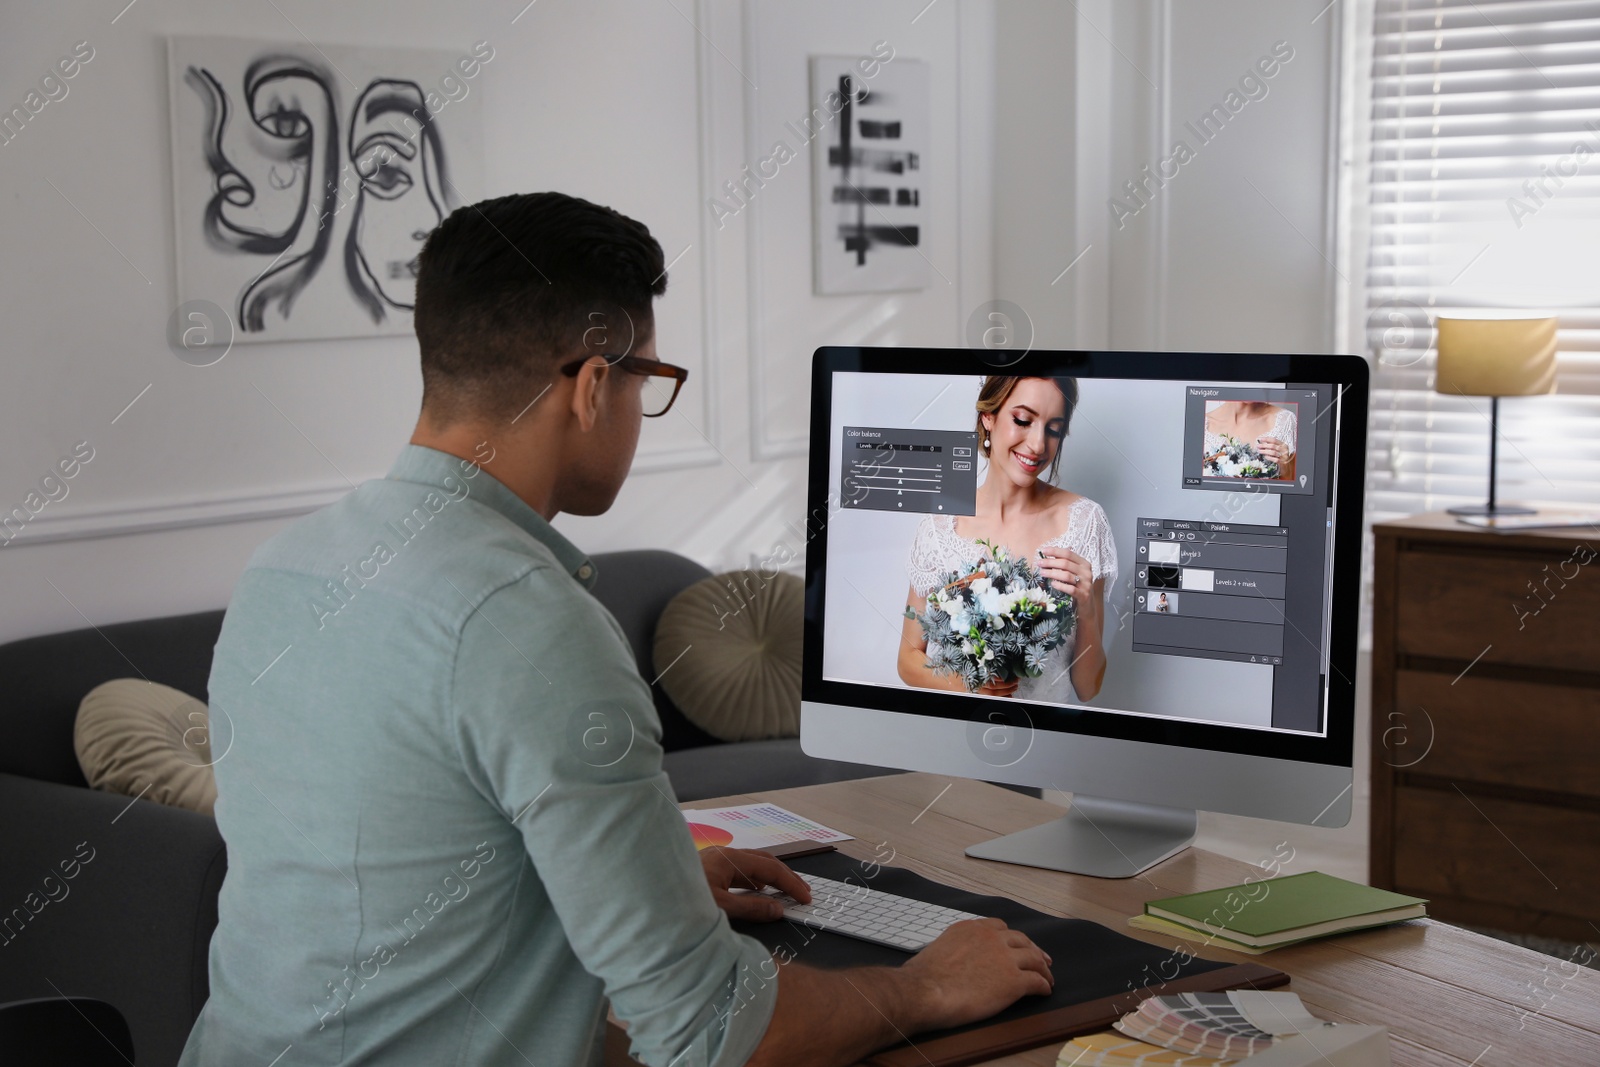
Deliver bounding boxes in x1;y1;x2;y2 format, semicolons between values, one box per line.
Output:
800;347;1368;877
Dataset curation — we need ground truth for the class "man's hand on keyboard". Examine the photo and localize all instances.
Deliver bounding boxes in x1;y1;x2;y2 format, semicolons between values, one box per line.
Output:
902;917;1054;1029
699;846;813;922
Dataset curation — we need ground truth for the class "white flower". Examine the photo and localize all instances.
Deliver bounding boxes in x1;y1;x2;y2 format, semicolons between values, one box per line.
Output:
969;576;992;596
982;648;994;661
976;588;1006;617
961;639;974;656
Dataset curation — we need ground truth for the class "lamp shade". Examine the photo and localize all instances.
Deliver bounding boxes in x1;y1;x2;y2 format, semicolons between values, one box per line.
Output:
1434;317;1558;397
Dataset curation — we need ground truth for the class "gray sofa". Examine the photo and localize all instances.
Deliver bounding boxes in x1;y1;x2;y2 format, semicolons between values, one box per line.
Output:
0;548;897;1066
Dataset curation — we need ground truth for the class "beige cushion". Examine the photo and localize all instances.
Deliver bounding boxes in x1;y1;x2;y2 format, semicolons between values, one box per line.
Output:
652;570;804;742
74;679;218;815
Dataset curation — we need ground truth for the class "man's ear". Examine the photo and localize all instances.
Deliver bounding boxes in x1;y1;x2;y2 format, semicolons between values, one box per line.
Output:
569;357;610;432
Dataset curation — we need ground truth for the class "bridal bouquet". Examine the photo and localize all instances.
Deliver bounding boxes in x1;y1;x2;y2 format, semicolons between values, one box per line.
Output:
904;539;1075;693
1203;434;1279;479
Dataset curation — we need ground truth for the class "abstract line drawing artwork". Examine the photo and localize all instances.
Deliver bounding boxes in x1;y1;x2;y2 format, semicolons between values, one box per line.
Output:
168;37;486;342
809;55;929;295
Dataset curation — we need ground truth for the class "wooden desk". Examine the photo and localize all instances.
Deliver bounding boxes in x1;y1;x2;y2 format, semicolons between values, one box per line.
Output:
611;773;1600;1066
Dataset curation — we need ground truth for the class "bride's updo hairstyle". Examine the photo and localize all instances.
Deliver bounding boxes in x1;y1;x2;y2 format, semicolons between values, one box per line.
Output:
974;375;1080;480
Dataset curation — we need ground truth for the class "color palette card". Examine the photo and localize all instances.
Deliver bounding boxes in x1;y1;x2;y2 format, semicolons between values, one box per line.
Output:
1114;992;1278;1059
682;803;854;851
1057;1029;1226;1065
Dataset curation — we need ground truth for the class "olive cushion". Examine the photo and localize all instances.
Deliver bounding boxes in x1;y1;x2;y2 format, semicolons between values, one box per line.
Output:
74;679;218;815
651;570;804;742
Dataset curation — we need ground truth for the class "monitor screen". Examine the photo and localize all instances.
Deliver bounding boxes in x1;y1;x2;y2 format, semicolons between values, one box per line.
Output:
804;349;1364;766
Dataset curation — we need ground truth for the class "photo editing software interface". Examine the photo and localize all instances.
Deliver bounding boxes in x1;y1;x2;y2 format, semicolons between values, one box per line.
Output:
820;371;1342;736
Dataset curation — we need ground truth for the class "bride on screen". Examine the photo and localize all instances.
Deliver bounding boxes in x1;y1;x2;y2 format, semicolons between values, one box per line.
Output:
1203;400;1297;479
896;376;1118;704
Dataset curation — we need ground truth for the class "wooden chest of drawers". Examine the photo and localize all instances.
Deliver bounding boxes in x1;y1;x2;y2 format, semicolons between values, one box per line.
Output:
1372;513;1600;942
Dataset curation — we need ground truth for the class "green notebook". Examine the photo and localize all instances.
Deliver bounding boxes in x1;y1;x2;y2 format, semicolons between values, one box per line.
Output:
1142;871;1428;948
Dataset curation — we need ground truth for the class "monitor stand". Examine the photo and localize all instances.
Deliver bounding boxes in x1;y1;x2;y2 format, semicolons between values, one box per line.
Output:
964;794;1197;878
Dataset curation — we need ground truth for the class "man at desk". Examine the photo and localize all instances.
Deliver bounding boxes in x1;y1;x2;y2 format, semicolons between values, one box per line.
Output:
179;192;1053;1067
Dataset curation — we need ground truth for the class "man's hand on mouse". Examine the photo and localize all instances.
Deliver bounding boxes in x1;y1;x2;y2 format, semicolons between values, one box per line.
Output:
699;846;813;922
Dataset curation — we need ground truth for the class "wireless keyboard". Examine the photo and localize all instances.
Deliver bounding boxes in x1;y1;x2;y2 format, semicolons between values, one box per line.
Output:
756;871;983;952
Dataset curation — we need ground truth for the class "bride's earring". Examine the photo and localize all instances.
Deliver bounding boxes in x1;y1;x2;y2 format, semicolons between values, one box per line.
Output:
983;436;991;450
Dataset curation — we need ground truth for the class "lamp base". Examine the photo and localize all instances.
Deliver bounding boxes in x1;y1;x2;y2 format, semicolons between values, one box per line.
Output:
1448;502;1537;517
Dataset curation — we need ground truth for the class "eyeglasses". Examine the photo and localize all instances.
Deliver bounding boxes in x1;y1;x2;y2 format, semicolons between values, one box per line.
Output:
559;354;690;417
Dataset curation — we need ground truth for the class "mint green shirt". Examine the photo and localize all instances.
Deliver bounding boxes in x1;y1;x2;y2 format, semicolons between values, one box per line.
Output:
179;445;777;1067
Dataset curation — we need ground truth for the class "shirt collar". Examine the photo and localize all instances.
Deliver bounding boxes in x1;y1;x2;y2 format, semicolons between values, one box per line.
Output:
385;444;599;590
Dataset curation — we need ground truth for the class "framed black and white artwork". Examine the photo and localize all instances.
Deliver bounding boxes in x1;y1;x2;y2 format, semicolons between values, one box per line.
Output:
809;54;929;296
167;36;488;343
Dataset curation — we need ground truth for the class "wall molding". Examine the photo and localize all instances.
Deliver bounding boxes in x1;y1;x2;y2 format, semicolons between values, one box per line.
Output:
741;0;808;462
0;435;727;564
1154;0;1172;352
1103;1;1339;353
0;480;356;549
1072;0;1114;347
600;0;726;472
665;0;730;471
742;1;989;462
0;430;725;551
955;0;995;347
1321;0;1347;355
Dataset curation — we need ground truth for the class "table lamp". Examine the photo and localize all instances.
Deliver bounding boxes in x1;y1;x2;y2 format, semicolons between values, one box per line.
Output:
1434;316;1557;517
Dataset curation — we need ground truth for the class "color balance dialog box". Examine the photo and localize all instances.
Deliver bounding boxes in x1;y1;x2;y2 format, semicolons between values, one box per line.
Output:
839;427;979;516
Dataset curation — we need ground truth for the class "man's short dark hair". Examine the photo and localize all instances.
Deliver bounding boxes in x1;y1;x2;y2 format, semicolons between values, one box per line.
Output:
413;191;667;424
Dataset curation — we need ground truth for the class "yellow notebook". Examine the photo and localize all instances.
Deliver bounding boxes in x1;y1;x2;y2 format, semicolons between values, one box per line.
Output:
1128;913;1293;955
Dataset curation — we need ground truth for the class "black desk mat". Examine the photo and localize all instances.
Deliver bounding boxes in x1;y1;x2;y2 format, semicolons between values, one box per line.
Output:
731;850;1270;1062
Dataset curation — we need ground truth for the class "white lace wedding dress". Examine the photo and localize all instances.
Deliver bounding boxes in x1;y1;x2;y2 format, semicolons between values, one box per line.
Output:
906;498;1119;706
1203;406;1297;459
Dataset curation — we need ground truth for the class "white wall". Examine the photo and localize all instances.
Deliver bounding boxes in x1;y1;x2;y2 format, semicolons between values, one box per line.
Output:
994;0;1338;355
1146;1;1338;353
992;0;1113;349
0;0;997;644
1;1;1338;646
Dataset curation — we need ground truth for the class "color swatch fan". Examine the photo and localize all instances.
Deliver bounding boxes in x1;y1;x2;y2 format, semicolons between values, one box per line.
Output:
1115;993;1278;1059
1058;1030;1226;1066
1057;991;1369;1066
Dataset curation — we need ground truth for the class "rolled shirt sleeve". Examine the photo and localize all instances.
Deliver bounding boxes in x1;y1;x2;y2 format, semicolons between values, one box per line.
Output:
450;567;778;1067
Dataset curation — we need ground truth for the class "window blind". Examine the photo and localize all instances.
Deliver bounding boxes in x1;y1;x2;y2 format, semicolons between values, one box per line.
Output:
1362;0;1600;523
